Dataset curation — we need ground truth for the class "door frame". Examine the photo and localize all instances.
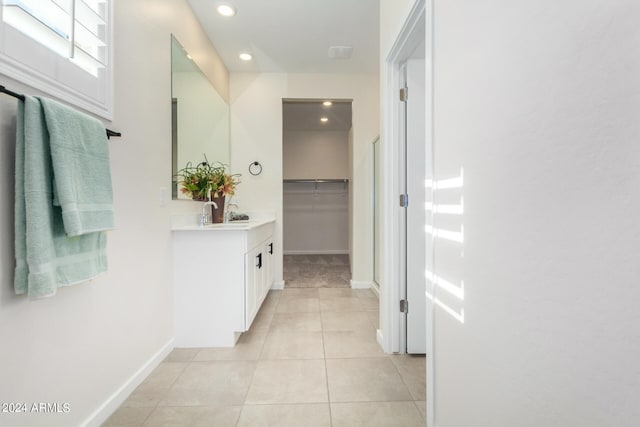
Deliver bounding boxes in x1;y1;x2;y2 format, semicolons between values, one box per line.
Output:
381;0;425;355
380;0;434;424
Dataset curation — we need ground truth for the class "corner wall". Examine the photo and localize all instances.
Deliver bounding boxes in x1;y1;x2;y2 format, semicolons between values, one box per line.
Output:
230;73;379;286
0;1;228;426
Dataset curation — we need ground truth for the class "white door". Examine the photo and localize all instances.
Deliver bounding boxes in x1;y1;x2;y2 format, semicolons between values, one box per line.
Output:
404;56;427;354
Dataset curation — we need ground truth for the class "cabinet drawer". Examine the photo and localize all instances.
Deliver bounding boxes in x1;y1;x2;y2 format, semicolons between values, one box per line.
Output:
247;222;274;249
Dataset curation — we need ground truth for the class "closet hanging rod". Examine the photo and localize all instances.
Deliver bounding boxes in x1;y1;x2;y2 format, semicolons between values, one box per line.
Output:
0;85;122;139
283;179;349;184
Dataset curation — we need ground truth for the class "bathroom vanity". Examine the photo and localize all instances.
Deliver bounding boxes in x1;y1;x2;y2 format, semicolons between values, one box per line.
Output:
171;218;275;347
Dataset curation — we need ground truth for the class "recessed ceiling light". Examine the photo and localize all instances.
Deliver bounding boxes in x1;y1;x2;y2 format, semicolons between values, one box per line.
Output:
323;101;332;106
239;52;253;61
216;4;236;17
320;117;329;122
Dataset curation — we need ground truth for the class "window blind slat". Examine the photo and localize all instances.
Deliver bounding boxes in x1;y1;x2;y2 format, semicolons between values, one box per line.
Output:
71;43;103;74
74;0;105;65
3;4;68;57
79;0;105;18
76;0;104;27
4;0;71;39
51;0;73;12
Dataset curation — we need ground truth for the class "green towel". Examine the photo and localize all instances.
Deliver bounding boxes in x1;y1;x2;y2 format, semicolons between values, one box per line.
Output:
13;94;28;295
14;96;109;299
39;97;114;236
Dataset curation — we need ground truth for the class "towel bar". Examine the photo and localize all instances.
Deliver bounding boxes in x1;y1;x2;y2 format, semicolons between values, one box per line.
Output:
1;84;122;139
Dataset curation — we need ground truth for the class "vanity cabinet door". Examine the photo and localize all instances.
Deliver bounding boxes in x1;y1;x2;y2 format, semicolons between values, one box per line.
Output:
263;240;274;298
245;233;274;330
245;245;264;329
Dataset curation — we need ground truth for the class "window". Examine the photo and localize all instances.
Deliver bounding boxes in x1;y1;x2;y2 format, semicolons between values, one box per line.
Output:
0;0;113;119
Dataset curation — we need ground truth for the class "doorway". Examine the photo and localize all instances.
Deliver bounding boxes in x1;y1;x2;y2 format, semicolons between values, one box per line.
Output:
381;0;429;354
281;99;354;289
382;0;434;424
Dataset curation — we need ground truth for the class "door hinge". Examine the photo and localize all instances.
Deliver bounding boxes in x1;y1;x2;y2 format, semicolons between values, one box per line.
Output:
399;193;409;207
400;299;408;313
399;87;408;102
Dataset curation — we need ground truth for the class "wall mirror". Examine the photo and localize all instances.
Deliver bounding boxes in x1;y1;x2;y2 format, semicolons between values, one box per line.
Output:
171;35;230;200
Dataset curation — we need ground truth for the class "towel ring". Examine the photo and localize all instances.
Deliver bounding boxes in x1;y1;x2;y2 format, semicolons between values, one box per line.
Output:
249;161;262;176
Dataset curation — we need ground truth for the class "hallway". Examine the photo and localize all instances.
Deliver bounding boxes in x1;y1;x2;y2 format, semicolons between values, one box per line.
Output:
105;288;425;426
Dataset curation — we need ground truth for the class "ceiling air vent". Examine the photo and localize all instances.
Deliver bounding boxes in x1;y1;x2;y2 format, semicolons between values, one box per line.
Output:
328;46;353;60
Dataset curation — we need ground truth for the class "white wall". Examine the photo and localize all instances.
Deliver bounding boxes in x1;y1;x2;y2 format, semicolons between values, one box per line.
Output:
283;130;349;179
0;1;228;426
381;0;640;426
380;0;417;60
230;73;379;286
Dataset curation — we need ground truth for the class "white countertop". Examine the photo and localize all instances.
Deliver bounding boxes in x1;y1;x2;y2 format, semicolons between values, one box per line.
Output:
172;219;274;232
170;213;275;232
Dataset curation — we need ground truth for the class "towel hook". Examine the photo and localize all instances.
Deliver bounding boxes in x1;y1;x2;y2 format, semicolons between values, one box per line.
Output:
249;161;262;176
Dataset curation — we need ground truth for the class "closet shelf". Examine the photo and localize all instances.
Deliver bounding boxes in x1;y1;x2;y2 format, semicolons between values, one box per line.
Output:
283;179;348;183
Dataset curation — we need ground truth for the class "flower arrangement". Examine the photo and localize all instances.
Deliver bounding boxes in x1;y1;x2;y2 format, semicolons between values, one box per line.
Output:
175;157;240;201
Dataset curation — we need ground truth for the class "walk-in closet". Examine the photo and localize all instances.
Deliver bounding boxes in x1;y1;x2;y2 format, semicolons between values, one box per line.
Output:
282;100;353;288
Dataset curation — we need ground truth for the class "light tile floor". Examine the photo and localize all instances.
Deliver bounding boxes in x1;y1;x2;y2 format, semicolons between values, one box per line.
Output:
104;288;426;426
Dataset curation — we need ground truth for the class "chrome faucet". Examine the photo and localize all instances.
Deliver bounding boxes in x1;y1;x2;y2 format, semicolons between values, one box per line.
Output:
201;200;218;226
225;203;239;223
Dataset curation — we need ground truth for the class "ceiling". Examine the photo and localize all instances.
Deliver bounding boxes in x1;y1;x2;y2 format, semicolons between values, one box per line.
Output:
283;100;352;132
187;0;380;74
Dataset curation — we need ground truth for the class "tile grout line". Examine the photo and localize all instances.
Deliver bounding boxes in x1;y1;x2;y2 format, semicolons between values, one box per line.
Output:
138;358;192;426
390;355;425;403
235;291;282;426
320;299;335;427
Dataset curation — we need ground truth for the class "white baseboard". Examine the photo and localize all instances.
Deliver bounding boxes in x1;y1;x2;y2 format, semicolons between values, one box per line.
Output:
370;281;380;297
283;250;349;255
376;329;384;349
81;338;174;427
350;280;372;289
271;280;285;290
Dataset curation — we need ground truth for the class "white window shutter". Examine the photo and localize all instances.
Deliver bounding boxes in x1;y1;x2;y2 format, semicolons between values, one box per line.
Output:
0;0;113;119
